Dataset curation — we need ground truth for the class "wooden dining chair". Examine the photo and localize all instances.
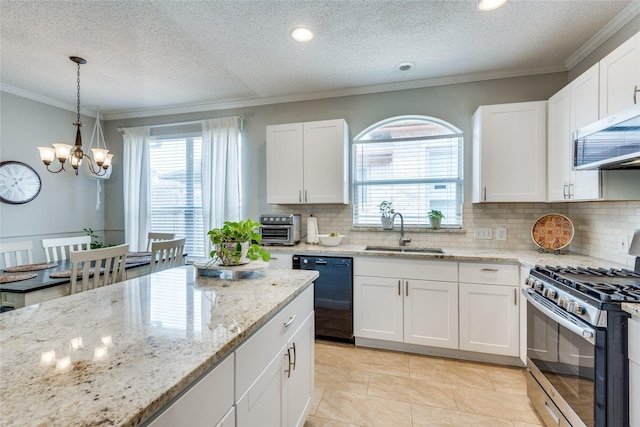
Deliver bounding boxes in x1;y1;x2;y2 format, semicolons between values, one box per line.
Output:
150;238;186;273
146;232;176;252
69;243;129;295
42;236;91;263
0;240;34;268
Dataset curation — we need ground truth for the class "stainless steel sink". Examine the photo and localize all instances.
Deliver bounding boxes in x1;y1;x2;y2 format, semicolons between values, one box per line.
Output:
364;245;445;254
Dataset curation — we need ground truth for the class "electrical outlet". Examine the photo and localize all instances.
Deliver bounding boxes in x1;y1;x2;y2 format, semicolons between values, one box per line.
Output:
496;226;507;241
474;228;492;240
619;236;629;254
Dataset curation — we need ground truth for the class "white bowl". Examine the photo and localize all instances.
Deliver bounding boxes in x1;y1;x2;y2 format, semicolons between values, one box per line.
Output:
318;234;344;246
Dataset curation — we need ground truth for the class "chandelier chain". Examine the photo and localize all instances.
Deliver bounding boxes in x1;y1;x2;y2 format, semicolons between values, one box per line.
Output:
76;61;81;124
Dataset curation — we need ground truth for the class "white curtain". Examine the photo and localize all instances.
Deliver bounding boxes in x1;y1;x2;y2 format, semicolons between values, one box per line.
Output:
123;127;151;252
201;117;241;253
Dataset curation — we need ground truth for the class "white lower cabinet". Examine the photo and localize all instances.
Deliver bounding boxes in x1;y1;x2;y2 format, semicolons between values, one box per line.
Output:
354;257;459;349
235;286;314;427
459;263;520;357
267;252;293;269
354;257;521;358
148;354;235;427
216;407;235;427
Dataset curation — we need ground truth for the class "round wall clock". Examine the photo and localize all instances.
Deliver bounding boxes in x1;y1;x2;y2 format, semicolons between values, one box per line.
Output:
0;161;42;204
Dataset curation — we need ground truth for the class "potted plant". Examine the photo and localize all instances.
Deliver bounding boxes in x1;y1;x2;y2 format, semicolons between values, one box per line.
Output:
428;210;444;229
378;200;394;229
207;219;271;266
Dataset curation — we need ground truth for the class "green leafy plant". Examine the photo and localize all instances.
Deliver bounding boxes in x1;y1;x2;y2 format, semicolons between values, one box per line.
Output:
207;219;270;265
83;228;115;249
378;200;394;217
428;210;444;219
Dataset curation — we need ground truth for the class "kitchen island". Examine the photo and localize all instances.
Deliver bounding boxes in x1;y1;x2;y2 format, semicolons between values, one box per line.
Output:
0;265;318;426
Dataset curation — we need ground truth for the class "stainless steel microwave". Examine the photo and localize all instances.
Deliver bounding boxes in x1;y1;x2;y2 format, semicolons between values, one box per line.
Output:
573;103;640;170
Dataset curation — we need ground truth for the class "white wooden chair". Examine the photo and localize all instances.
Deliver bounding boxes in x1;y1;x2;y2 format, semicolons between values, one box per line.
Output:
150;238;186;273
146;232;176;252
69;243;129;295
42;236;91;263
0;240;34;268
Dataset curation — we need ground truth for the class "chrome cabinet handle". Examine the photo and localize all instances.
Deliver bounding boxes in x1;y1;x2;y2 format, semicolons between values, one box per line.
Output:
563;183;568;199
397;280;401;296
481;268;499;272
283;315;296;328
298;190;301;203
291;342;297;371
285;347;293;378
634;84;639;104
568;182;574;198
405;280;409;296
304;190;308;202
483;186;487;202
514;288;517;305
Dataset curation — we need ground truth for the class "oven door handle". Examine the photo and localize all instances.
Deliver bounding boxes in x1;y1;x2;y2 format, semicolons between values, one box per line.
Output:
523;289;596;345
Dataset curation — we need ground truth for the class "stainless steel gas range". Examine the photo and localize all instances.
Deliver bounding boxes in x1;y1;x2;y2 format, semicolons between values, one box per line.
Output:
523;265;640;427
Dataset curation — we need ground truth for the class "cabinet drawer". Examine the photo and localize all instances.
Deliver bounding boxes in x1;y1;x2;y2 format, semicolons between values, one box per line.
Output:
235;285;313;400
459;262;519;286
354;257;458;282
629;316;640;362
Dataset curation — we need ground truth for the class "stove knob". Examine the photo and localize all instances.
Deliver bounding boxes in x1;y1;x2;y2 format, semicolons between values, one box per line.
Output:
559;297;571;309
542;288;557;299
534;281;543;292
572;303;585;315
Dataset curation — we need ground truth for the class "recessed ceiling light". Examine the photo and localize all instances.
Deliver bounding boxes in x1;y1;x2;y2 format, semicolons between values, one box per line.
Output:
396;62;415;71
477;0;507;11
291;26;314;42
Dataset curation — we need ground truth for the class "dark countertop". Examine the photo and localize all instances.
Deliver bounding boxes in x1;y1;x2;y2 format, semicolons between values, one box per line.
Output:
0;258;152;293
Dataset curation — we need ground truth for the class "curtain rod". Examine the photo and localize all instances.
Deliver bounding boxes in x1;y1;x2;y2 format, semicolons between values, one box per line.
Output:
117;116;244;132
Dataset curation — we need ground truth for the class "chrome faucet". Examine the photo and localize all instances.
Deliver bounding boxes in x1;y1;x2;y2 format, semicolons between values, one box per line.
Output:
391;212;412;246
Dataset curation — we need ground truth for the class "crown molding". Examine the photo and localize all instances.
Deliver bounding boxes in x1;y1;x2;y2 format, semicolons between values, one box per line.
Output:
565;1;640;70
1;83;97;118
102;65;565;121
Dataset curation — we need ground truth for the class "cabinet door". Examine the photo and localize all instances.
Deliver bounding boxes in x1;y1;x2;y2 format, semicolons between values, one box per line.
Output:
570;63;601;200
459;283;519;357
599;31;640;118
236;346;286;427
403;279;458;349
353;275;403;342
267;123;304;204
285;313;314;427
472;101;547;202
547;85;572;202
303;119;348;204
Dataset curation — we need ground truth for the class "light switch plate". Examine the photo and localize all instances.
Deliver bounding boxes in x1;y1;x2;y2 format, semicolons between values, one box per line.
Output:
474;228;492;240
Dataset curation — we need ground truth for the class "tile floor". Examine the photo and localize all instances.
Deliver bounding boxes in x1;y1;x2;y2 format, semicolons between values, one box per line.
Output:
305;340;545;427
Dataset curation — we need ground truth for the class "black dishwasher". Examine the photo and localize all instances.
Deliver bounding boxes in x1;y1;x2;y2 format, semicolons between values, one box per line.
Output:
292;255;353;343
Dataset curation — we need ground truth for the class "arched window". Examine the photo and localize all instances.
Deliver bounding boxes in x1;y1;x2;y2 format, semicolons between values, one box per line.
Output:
352;116;463;228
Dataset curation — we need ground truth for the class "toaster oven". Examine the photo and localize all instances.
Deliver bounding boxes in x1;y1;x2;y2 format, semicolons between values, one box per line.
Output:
258;214;302;245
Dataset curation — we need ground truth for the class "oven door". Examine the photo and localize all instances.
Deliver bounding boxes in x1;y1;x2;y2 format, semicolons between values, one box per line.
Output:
259;225;293;245
524;288;597;427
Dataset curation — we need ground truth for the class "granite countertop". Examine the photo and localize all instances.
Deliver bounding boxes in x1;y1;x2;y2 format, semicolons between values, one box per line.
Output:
266;243;630;270
0;266;318;427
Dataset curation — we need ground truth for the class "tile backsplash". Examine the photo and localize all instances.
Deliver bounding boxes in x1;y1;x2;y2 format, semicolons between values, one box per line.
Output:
270;200;639;268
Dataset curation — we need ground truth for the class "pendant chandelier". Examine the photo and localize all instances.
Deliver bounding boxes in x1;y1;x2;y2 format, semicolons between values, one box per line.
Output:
37;56;113;176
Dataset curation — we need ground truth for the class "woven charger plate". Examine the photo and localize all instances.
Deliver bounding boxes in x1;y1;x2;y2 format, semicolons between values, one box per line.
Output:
0;272;38;283
531;213;574;251
127;256;152;264
127;251;152;257
3;262;57;273
49;268;104;279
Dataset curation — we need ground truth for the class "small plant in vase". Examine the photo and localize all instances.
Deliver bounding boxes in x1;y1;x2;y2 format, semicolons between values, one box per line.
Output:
207;219;271;266
428;210;444;229
378;200;394;229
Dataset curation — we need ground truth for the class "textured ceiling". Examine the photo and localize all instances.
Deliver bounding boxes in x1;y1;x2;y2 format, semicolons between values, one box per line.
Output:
0;0;638;119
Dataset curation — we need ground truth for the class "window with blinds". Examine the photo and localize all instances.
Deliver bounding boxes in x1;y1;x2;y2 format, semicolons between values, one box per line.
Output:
149;136;205;257
352;116;463;227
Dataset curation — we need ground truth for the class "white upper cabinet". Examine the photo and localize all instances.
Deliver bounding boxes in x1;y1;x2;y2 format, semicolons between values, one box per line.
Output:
547;64;600;202
472;101;547;203
599;31;640;118
266;119;349;204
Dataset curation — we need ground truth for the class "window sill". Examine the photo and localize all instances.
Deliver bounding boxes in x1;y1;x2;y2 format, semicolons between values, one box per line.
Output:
352;226;465;234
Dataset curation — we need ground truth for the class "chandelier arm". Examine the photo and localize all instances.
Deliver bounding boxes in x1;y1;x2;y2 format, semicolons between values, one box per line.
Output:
82;153;107;177
45;163;67;173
